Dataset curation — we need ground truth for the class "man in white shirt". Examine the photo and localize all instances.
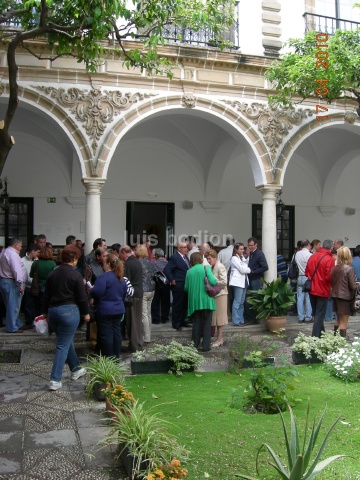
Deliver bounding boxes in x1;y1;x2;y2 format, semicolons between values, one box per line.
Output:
295;239;312;323
186;236;199;259
218;238;235;272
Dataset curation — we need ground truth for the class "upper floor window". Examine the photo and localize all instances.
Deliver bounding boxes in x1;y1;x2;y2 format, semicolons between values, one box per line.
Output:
305;0;360;33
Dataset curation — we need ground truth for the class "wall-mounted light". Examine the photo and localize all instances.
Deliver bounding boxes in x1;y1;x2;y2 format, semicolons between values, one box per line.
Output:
276;190;285;219
0;179;9;211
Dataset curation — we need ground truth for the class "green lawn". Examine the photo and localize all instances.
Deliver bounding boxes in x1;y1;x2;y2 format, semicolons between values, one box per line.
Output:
124;365;360;480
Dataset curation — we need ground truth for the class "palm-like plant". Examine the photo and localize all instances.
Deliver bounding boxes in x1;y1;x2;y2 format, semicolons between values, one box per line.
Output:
236;402;350;480
84;354;127;398
246;277;296;319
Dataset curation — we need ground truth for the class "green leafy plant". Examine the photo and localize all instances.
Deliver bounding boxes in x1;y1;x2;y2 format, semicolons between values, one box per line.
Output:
236;401;350;480
244;352;299;414
291;332;348;362
131;341;203;376
246;277;296;320
226;335;279;374
100;400;188;478
84;354;127;398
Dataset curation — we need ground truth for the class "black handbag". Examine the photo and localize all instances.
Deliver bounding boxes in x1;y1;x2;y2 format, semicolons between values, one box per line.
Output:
152;270;169;288
302;254;327;293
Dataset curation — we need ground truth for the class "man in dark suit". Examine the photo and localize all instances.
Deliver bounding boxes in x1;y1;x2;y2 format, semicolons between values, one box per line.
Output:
245;237;268;323
164;242;191;330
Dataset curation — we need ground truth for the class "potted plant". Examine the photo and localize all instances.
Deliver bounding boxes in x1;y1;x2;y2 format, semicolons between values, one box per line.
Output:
246;277;296;332
84;354;128;400
291;331;348;365
100;401;188;480
226;335;277;373
131;341;203;376
102;383;136;419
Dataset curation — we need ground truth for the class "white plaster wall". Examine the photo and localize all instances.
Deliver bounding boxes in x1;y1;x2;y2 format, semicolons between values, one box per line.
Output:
238;0;263;56
281;0;305;46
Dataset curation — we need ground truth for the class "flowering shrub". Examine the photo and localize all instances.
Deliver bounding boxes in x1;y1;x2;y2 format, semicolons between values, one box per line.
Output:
291;331;347;361
324;338;360;382
145;459;188;479
102;383;136;408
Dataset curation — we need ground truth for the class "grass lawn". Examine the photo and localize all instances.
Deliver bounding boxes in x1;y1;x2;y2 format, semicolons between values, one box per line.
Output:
124;365;360;480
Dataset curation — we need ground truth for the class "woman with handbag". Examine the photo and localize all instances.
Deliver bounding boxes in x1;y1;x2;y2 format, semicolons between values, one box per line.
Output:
204;249;228;347
43;245;90;391
184;252;217;352
229;243;251;326
331;247;357;338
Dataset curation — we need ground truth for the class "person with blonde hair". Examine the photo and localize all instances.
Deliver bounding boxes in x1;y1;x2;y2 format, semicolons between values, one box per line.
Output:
90;253;127;357
331;246;357;338
136;244;156;344
204;249;228;347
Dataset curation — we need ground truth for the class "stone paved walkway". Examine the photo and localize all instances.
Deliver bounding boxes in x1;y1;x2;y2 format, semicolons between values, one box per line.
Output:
1;314;359;479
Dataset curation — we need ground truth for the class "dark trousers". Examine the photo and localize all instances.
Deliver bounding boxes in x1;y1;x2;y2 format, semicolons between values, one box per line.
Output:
151;285;171;323
126;297;144;352
22;287;34;325
310;295;328;337
96;313;123;358
33;291;44;318
171;288;188;329
245;278;262;322
191;309;212;351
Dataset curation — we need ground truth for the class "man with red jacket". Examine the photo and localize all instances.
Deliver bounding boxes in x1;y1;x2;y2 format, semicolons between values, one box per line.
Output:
305;239;335;337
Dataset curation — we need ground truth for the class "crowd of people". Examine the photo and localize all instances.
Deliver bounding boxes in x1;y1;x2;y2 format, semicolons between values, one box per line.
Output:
0;232;358;391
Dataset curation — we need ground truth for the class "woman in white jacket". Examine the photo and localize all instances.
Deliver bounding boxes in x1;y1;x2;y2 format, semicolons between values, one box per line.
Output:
229;243;251;326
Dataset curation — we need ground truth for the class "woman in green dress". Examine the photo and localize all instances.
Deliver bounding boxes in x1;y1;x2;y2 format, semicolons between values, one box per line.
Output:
184;252;217;352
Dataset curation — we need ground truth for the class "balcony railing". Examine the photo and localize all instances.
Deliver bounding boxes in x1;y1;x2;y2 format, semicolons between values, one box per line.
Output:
161;23;239;49
303;12;360;35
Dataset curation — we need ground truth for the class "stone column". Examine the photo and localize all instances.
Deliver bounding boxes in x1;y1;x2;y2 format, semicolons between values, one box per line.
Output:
262;0;282;58
82;178;105;255
259;186;280;282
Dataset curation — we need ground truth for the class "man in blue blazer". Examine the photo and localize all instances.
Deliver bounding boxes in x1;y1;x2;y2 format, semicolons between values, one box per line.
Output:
164;242;191;330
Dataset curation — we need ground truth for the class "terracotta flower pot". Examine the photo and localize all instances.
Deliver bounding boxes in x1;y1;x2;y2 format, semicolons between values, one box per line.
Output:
265;316;286;333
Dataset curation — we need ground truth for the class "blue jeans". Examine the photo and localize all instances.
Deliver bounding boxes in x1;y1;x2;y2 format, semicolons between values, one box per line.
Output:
0;278;23;332
96;313;123;358
48;304;81;381
297;276;312;321
310;295;328;338
232;287;247;325
325;297;337;321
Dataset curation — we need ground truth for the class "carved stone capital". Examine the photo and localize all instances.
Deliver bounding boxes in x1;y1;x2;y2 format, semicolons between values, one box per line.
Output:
33;86;157;155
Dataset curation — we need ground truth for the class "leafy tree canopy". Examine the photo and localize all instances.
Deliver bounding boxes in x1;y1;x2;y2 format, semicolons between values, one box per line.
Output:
0;0;236;172
265;28;360;111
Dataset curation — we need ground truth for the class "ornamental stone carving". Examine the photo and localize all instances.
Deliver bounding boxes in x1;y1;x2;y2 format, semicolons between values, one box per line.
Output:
34;87;157;154
182;94;196;109
222;100;313;169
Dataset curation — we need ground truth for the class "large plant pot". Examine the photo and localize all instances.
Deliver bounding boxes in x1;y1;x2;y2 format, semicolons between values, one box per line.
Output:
292;350;322;365
265;316;286;333
130;359;174;375
119;443;149;480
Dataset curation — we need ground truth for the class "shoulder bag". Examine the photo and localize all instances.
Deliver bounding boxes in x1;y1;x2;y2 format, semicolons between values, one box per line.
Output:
31;262;40;297
204;267;222;297
152;270;169;288
351;282;360;314
302;254;327;293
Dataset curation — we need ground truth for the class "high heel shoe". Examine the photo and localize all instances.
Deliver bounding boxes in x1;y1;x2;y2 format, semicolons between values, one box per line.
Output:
211;340;224;347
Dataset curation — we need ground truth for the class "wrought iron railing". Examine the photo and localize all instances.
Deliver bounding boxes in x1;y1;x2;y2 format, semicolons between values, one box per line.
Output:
161;23;239;49
303;12;360;35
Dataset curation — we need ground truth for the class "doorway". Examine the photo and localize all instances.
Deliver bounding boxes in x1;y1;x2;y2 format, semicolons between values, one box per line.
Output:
0;198;34;252
126;202;175;258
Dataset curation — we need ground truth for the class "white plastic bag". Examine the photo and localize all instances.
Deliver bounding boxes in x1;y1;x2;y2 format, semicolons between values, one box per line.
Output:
34;315;49;336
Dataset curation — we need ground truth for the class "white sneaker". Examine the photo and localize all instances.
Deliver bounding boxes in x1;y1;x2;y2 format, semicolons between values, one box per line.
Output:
71;367;86;381
49;380;62;391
